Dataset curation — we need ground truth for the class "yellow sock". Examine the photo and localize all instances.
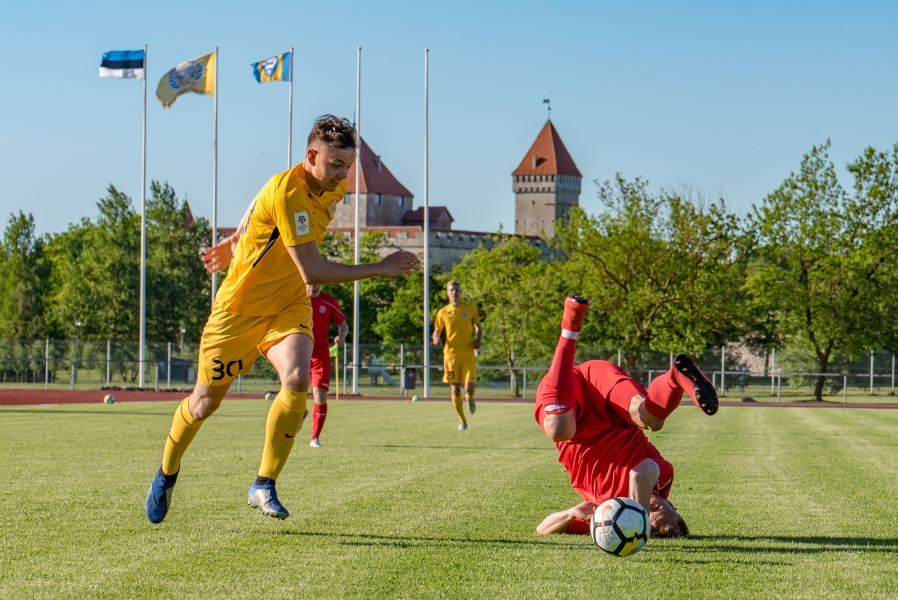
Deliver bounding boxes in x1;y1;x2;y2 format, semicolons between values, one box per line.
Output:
258;388;307;481
452;395;466;422
161;397;205;476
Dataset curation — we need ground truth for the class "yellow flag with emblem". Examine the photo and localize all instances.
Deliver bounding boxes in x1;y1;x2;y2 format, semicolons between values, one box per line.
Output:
156;52;215;108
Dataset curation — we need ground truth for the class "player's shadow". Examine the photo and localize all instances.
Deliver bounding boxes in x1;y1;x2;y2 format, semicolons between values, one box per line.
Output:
277;530;593;551
680;534;898;555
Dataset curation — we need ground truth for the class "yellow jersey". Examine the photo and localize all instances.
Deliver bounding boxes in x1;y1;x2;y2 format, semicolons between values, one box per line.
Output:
435;302;480;358
215;163;346;316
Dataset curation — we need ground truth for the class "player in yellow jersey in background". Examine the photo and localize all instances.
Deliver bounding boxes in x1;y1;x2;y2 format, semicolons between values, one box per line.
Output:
145;116;420;523
432;281;482;430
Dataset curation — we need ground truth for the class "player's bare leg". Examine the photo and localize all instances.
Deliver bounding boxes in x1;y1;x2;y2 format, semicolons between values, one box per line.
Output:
248;333;313;519
309;386;327;447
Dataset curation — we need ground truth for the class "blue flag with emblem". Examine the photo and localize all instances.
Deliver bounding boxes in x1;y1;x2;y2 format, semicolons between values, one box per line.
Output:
100;50;146;79
251;51;292;83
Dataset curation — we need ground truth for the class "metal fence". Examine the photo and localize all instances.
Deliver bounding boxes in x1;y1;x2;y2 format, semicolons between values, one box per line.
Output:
1;338;895;400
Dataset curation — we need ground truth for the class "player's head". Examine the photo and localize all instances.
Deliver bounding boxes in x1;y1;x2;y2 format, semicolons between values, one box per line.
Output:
649;494;689;538
306;115;357;193
446;280;461;305
306;284;321;298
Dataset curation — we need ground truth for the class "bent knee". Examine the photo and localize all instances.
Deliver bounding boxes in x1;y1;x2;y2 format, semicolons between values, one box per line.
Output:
280;369;310;392
631;459;661;483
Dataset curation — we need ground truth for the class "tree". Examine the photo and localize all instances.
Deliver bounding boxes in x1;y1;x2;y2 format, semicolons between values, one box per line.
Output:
145;181;211;344
45;185;140;342
748;141;898;400
555;176;746;368
318;231;403;343
0;212;51;339
448;235;560;394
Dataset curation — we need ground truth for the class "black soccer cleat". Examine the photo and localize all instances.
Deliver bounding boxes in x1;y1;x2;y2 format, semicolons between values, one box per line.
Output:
673;354;718;416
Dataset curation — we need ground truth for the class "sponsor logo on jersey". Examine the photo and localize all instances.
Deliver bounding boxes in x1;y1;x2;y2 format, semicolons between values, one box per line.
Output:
462;312;469;317
329;201;337;218
294;211;310;235
319;305;326;313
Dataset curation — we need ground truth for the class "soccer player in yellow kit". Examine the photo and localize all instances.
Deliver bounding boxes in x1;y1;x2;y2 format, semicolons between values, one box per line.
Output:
432;280;482;430
145;116;420;523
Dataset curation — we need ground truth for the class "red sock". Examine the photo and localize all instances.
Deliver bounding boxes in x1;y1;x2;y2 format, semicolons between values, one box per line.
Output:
644;367;684;420
535;336;579;427
310;403;328;440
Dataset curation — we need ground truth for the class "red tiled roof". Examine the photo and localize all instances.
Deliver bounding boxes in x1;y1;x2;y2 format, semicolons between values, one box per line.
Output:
512;120;582;177
346;137;414;198
401;206;454;224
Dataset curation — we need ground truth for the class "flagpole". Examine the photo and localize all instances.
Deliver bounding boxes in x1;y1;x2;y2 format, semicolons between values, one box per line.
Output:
211;46;219;304
423;48;430;399
287;47;293;168
138;43;148;388
352;46;361;395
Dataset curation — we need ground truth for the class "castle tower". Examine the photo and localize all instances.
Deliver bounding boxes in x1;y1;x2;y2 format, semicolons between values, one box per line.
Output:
512;120;582;238
332;137;414;228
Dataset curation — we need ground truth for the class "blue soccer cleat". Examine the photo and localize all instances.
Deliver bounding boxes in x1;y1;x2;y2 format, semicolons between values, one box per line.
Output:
248;478;289;519
145;466;178;524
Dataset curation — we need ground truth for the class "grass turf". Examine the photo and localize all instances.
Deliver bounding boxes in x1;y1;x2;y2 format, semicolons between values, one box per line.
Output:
1;399;897;599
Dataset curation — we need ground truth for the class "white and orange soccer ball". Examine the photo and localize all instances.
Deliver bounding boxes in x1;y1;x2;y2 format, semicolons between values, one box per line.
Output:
590;497;649;557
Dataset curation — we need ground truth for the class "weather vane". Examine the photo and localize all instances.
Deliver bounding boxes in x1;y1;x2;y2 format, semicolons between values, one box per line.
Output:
543;93;551;119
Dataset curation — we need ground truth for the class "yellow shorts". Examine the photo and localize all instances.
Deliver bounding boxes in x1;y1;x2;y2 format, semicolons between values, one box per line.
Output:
442;354;477;385
198;302;313;386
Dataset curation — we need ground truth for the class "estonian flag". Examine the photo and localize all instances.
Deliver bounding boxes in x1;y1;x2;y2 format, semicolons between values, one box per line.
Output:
100;50;146;79
251;51;291;83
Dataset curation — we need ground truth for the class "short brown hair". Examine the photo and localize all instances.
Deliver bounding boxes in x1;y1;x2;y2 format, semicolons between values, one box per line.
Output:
651;512;689;538
307;114;357;150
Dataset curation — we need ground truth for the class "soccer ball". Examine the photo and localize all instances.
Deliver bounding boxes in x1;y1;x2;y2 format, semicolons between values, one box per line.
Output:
590;497;649;557
103;394;115;404
411;395;420;402
264;392;276;401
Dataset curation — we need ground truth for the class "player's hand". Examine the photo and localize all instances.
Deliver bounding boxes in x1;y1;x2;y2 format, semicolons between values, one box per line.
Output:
473;340;482;350
378;250;421;277
202;234;237;274
334;335;345;347
570;501;598;520
432;335;440;346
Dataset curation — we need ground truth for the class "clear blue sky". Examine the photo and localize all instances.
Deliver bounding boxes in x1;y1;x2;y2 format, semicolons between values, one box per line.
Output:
2;1;897;235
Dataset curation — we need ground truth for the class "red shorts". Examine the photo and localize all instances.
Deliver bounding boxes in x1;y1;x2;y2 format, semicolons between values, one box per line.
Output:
310;347;332;390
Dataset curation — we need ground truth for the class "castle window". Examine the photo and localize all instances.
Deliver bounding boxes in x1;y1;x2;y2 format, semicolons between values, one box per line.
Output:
398;195;404;206
344;194;352;204
375;194;382;205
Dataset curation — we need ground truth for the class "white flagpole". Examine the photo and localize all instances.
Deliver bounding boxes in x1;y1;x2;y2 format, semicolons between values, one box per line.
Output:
138;43;148;388
287;47;293;168
211;46;219;304
352;46;361;395
423;48;430;399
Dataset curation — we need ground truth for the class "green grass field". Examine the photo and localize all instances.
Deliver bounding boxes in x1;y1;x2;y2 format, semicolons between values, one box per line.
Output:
2;399;897;599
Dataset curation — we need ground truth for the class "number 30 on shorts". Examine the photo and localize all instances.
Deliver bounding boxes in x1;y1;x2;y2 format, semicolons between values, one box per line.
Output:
212;359;243;381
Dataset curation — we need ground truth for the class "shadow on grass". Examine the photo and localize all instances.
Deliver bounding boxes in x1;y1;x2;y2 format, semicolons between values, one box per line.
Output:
680;534;898;554
273;530;592;551
366;444;547;451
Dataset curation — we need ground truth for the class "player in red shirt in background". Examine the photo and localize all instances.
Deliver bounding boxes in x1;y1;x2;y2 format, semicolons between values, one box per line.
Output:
307;284;348;448
534;295;719;538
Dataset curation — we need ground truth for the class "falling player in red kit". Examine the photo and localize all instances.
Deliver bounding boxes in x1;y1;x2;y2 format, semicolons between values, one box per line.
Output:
534;295;718;539
307;284;348;448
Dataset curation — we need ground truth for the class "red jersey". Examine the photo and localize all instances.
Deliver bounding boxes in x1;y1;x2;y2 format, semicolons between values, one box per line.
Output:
310;292;345;354
538;360;664;504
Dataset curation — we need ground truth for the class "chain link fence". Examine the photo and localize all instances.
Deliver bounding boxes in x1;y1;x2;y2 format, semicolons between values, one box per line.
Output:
1;338;895;401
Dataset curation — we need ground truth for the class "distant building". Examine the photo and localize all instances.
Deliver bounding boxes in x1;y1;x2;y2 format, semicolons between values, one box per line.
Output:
216;122;579;268
512;120;582;238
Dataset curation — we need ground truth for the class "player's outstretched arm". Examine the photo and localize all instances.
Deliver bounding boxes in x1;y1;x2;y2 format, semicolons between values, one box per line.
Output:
287;242;420;285
536;501;597;535
628;458;660;515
